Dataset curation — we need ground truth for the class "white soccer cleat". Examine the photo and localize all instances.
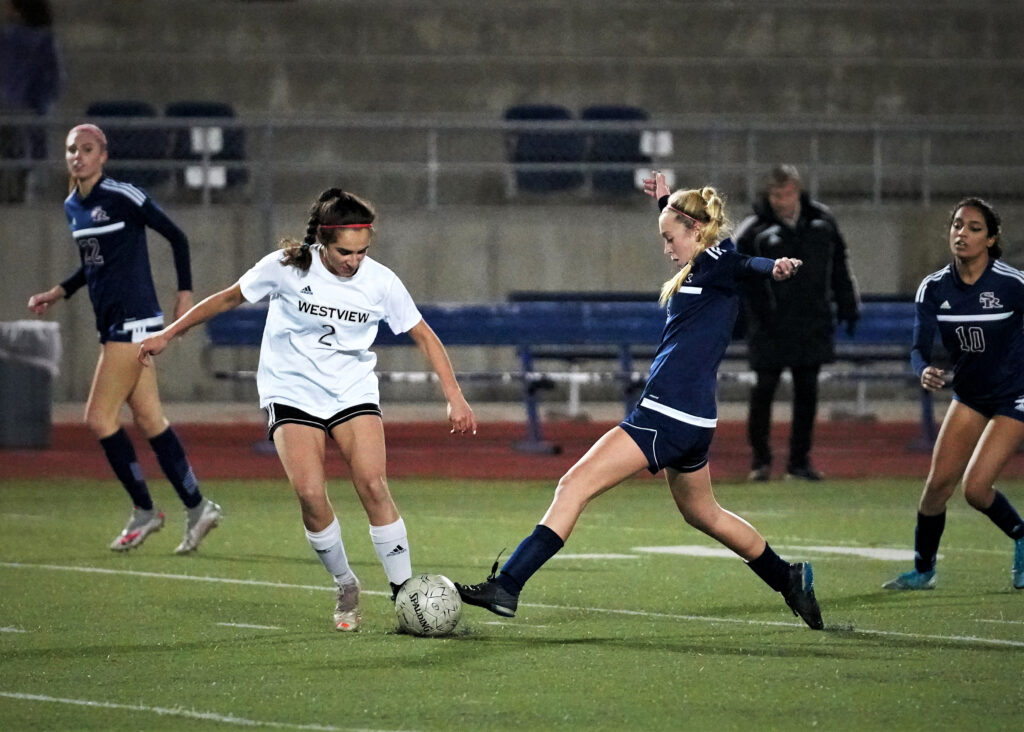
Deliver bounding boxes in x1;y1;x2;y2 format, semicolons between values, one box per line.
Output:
174;499;223;555
110;507;165;551
333;578;361;632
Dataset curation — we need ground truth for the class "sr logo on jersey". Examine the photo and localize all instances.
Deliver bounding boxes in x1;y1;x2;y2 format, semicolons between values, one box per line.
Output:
90;206;110;223
1015;395;1024;414
979;292;1001;309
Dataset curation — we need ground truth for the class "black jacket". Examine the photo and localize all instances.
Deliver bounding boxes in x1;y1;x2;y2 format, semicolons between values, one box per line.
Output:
734;192;860;369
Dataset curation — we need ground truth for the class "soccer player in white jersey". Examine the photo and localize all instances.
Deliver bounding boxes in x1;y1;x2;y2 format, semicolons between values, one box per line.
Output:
27;123;222;555
884;198;1024;591
456;175;825;630
138;188;477;631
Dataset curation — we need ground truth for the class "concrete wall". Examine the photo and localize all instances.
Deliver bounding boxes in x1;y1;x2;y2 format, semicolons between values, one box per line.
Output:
4;200;1021;403
52;1;1024;118
7;1;1022;406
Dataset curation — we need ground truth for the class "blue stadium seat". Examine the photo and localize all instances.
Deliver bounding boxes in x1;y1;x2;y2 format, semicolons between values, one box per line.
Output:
84;100;169;189
164;101;247;191
504;104;585;193
581;105;651;194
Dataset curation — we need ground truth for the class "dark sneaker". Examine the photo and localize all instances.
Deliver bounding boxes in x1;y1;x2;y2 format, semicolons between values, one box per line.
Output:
455;577;519;617
748;465;771;482
786;464;824;482
390;580;406;602
782;562;824;630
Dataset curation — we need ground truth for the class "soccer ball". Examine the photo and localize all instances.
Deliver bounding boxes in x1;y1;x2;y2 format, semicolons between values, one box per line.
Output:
394;573;463;637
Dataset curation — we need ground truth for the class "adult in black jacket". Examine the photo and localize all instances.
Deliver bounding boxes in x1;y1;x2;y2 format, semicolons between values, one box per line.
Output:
735;165;860;481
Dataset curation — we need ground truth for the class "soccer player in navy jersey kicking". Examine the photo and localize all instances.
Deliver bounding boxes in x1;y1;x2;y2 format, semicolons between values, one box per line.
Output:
138;188;477;631
27;124;222;554
884;198;1024;591
455;173;824;630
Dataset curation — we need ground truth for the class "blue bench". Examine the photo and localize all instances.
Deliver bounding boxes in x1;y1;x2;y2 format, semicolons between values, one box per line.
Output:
204;296;935;453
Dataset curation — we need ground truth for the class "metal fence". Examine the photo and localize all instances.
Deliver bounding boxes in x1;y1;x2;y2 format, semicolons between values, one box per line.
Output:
3;114;1022;211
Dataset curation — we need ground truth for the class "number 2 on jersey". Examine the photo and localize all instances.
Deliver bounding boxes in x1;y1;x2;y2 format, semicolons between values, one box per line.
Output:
318;323;336;347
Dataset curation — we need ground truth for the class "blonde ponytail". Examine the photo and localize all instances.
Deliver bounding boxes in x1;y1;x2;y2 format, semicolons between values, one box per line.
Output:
657;186;730;306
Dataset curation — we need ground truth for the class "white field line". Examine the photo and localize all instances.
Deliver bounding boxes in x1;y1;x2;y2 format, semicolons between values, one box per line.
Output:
0;561;384;596
976;619;1024;626
0;691;412;732
0;626;27;633
217;622;283;630
2;561;1022;649
521;602;1024;648
780;538;1007;557
480;621;548;628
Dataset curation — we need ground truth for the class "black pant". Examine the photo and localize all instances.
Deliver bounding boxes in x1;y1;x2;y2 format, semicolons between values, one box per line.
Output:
747;364;820;471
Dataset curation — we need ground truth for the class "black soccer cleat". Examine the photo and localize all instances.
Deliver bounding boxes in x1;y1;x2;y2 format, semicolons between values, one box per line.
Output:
782;561;824;630
455;553;519;617
389;581;406;603
455;577;519;618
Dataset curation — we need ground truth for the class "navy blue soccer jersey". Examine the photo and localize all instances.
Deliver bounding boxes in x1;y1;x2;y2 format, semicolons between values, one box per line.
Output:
638;240;774;426
912;258;1024;403
60;176;192;340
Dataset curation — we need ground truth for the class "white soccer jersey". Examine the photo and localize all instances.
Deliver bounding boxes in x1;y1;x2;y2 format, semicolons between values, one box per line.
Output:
237;247;422;418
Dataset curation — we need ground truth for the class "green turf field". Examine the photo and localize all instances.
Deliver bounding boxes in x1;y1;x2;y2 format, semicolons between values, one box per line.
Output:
2;477;1022;731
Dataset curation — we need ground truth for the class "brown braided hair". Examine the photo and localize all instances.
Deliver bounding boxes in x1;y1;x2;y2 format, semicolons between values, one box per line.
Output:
280;188;377;271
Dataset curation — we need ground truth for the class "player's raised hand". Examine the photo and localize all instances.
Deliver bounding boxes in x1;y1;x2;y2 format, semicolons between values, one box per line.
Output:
642;170;670;201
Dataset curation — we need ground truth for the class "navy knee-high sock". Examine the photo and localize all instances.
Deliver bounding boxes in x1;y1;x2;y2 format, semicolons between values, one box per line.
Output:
497;524;565;594
914;511;946;573
747;543;791;593
981;491;1024;540
149;427;203;509
99;428;153;510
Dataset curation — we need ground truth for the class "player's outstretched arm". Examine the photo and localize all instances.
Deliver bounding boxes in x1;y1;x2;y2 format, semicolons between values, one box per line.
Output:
406;319;477;435
138;284;245;365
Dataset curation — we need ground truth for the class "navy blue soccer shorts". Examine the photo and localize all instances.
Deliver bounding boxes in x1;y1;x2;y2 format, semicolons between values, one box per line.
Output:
266;402;382;441
99;313;164;344
953;391;1024;425
619;405;715;475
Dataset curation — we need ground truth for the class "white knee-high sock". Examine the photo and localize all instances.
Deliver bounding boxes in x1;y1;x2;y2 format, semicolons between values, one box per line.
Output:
369;517;411;586
306;516;357;587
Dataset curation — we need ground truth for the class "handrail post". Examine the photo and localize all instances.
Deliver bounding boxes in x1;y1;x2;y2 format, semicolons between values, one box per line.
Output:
872;128;882;204
426;128;438;210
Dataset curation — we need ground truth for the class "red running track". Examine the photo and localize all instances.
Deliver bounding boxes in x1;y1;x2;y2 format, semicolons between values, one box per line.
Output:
3;419;1003;483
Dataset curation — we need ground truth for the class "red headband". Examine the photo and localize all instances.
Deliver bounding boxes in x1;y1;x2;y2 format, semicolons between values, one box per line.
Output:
320;223;374;230
666;205;701;225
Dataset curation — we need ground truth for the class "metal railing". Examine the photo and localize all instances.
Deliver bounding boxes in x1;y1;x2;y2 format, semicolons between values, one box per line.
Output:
3;114;1022;210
